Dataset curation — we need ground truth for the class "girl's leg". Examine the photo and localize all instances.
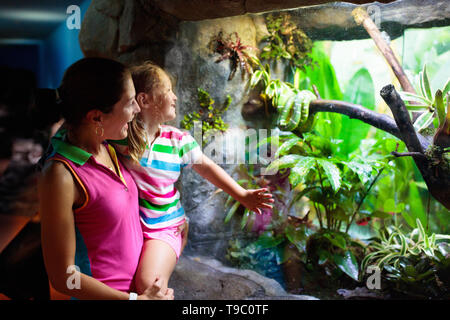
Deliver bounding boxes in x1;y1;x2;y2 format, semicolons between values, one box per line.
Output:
135;239;177;295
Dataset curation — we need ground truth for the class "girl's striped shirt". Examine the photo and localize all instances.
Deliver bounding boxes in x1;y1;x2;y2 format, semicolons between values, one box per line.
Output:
113;125;203;230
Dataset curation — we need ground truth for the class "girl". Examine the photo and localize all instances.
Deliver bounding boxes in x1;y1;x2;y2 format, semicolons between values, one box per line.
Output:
114;61;274;296
38;58;173;300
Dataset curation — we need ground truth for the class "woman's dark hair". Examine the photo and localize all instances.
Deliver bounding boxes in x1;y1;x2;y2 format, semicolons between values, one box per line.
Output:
33;57;130;129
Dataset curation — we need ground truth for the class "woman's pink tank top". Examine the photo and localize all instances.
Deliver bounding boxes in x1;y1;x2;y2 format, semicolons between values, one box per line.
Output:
50;146;143;293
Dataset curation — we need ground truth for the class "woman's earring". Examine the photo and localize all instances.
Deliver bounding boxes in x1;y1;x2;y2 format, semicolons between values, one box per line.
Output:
95;126;104;137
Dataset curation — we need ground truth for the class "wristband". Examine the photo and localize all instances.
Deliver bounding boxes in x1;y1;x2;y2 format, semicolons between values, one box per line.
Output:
129;292;138;300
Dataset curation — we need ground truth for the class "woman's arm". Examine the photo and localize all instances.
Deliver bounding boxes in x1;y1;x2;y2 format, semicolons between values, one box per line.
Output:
192;154;273;214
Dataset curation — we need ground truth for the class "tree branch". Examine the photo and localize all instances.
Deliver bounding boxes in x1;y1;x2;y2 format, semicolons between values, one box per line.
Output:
380;84;424;154
391;151;427;159
308;99;430;150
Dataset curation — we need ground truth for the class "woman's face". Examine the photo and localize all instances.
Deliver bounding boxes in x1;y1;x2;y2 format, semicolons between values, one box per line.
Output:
102;76;141;140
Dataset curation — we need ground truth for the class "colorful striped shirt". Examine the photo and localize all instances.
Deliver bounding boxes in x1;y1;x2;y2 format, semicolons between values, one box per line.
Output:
113;125;203;230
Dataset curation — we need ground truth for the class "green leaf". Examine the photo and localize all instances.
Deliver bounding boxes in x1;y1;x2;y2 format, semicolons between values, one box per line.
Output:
413;110;435;132
333;251;359;281
407;183;427;229
254;233;284;249
294;67;302;90
323;232;347;250
338;68;375;155
416;218;429;245
266;154;305;172
377;252;400;269
241;208;250;229
224;201;240;224
285;225;307;253
442;78;450;96
344;161;373;184
317;159;341;192
371;210;394;219
274;136;302;158
318;250;331;265
289;157;316;187
250;70;263;88
421;64;433;101
399;91;432;106
435;89;445;127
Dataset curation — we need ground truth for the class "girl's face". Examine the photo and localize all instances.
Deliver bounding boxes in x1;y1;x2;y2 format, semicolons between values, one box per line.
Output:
102;76;141;140
146;72;177;123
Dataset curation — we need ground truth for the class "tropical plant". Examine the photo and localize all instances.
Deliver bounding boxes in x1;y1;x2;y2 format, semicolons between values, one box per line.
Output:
261;13;314;70
180;88;232;146
210;31;258;80
398;64;450;140
361;219;450;298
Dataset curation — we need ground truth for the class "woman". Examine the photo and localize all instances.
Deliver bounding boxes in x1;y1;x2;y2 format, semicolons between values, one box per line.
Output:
38;57;173;300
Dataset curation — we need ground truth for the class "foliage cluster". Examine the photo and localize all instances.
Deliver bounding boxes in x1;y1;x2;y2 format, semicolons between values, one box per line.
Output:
180;88;232;146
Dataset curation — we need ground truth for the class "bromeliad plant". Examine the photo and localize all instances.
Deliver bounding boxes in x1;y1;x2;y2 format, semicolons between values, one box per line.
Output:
210;31;258;80
361;219;450;298
399;64;450;149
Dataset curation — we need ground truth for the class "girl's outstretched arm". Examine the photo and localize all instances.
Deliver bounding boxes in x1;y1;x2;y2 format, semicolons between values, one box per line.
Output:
192;154;274;214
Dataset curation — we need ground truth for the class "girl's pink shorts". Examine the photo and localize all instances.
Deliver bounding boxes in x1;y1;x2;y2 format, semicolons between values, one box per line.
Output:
142;220;185;259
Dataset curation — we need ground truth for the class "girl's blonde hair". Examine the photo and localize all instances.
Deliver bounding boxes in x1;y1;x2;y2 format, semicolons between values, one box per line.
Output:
128;61;167;162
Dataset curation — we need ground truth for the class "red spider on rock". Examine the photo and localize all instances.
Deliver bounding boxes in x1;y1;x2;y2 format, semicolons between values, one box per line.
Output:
212;31;258;80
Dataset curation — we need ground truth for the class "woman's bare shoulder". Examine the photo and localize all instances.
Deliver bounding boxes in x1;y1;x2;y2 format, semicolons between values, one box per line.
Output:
40;160;75;189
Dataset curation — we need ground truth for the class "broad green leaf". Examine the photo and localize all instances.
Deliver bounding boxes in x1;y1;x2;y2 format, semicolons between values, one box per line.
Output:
407;183;427;229
300;42;343;138
370;210;394;219
333;251;359;281
344;161;373;184
285;225;307;253
339;68;375;155
289;157;316;187
317;159;341;192
383;199;404;213
274;136;302;157
318;250;331;265
323;232;347;250
254;233;285;249
266;154;305;172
